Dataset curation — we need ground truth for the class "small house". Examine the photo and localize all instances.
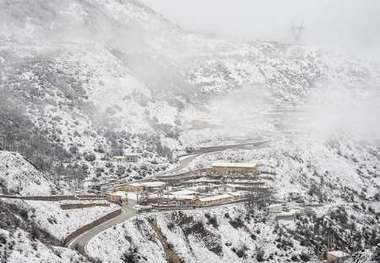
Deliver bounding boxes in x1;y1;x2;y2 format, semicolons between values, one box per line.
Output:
326;250;350;263
209;163;259;177
194;194;234;206
125;181;166;192
175;195;197;206
113;154;139;163
268;204;284;214
106;191;127;205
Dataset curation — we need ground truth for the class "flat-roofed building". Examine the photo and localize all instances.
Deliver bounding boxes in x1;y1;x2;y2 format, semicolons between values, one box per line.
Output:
210;163;259;176
125;181;166;192
194;194;234;206
327;251;350;263
113;154;139;163
106;191;127;205
175;195;197;206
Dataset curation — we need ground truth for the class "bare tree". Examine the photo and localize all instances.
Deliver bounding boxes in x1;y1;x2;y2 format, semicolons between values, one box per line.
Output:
245;187;272;214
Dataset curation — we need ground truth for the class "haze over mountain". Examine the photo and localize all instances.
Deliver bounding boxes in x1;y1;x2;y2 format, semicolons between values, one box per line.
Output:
0;0;379;262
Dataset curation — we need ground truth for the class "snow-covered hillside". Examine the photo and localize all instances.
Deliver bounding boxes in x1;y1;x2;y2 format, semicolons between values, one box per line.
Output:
1;0;379;185
0;151;53;195
4;198;120;240
1;0;380;262
0;199;88;263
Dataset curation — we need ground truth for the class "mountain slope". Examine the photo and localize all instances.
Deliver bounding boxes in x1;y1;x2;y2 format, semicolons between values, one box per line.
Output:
0;0;380;262
0;151;54;195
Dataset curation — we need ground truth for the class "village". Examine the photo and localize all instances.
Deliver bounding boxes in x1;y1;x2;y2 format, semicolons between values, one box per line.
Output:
104;157;319;220
100;156;354;263
104;161;273;210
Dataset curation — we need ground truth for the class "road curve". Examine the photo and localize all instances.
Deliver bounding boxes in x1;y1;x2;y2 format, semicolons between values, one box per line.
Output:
67;199;137;255
65;139;270;256
163;139;270;176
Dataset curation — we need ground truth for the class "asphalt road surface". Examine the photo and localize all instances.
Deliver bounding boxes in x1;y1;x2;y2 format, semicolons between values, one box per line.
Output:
163;139;270;176
65;139;270;256
67;199;137;255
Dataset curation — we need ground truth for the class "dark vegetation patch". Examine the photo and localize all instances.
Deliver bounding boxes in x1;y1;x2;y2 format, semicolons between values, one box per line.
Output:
228;216;245;229
255;246;265;262
0;58;174;186
170;211;223;256
0;200;60;246
205;213;219;229
121;246;147;263
232;245;249;259
282;205;380;261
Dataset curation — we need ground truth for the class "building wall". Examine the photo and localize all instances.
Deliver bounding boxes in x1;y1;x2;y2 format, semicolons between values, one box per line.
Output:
195;196;234;206
126;185;144;192
326;254;348;263
210;166;258;176
106;194;123;204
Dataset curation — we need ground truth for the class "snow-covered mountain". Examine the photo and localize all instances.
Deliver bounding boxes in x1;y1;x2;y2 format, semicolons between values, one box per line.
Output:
0;151;54;195
1;0;379;262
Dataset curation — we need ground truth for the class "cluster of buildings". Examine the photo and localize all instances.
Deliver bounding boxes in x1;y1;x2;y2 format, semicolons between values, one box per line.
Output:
268;203;315;221
103;160;353;263
106;162;273;209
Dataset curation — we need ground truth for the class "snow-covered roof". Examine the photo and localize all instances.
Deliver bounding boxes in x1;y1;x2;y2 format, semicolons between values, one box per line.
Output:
187;177;219;183
109;191;127;198
226;183;268;188
113;154;139;159
327;250;349;258
228;191;243;197
198;194;232;202
171;190;196;197
212;162;257;168
129;181;166;187
175;195;196;200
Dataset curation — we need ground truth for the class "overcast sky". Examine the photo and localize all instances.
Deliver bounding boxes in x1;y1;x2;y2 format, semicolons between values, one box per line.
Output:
141;0;380;59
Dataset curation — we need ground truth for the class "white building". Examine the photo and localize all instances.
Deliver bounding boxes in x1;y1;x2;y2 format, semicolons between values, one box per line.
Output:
106;191;127;204
113;154;139;163
210;162;259;176
125;181;166;192
327;250;350;263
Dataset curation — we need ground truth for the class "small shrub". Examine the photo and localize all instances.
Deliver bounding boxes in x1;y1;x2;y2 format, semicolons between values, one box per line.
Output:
167;222;175;231
84;152;96;162
0;234;6;245
205;213;218;229
256;246;265;262
229;217;244;229
299;253;310;262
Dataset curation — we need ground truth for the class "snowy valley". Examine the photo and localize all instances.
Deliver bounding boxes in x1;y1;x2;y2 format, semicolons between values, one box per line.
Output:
0;0;379;262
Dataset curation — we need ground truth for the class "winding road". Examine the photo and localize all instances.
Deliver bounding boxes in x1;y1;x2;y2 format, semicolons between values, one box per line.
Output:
164;139;270;175
67;199;137;255
64;139;270;257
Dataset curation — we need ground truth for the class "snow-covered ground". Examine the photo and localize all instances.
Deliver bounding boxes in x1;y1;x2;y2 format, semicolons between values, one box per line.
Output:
0;228;88;263
0;151;53;196
87;204;318;263
1;0;380;262
2;199;120;240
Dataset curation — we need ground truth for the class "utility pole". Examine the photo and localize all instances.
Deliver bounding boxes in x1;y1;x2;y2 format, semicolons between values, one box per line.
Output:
291;23;304;43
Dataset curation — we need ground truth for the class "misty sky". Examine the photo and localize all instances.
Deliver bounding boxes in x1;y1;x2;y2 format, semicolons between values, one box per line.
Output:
141;0;380;59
